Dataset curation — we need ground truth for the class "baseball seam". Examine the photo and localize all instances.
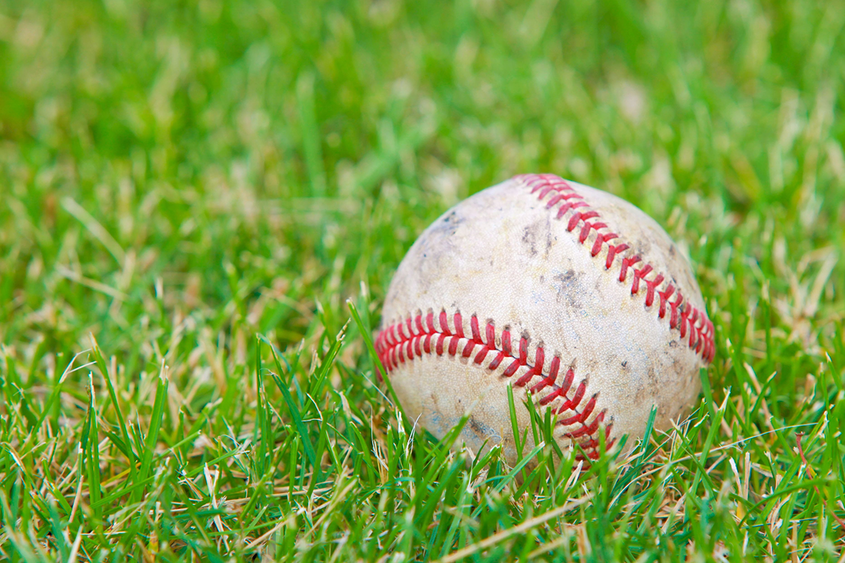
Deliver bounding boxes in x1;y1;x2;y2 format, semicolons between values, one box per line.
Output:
375;310;612;461
516;173;715;363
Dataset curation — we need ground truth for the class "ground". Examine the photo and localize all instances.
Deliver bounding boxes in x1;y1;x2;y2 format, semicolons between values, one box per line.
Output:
0;0;844;561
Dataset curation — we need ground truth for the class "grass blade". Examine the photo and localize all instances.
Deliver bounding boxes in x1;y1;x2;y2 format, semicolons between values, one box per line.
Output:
134;362;169;503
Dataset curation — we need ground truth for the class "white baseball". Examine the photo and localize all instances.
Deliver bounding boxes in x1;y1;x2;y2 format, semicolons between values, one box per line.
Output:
376;174;714;464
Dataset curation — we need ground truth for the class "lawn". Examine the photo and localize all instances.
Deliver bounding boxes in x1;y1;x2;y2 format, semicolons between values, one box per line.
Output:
1;0;844;561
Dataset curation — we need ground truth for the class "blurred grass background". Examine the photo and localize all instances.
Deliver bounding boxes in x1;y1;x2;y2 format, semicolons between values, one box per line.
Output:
1;0;844;561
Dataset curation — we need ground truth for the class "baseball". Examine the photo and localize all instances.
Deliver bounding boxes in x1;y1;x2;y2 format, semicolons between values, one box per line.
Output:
375;174;714;464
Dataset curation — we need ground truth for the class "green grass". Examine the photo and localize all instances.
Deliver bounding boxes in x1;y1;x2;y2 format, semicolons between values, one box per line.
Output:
1;0;844;560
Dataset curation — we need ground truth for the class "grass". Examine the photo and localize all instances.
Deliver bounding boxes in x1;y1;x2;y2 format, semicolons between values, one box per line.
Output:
1;0;844;560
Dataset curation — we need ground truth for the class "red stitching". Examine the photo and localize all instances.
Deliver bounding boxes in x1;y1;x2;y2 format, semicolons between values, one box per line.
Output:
643;274;664;307
631;264;653;295
538;367;574;405
375;311;612;460
604;241;629;269
657;284;675;319
619;255;641;283
517;174;714;363
591;231;618;257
